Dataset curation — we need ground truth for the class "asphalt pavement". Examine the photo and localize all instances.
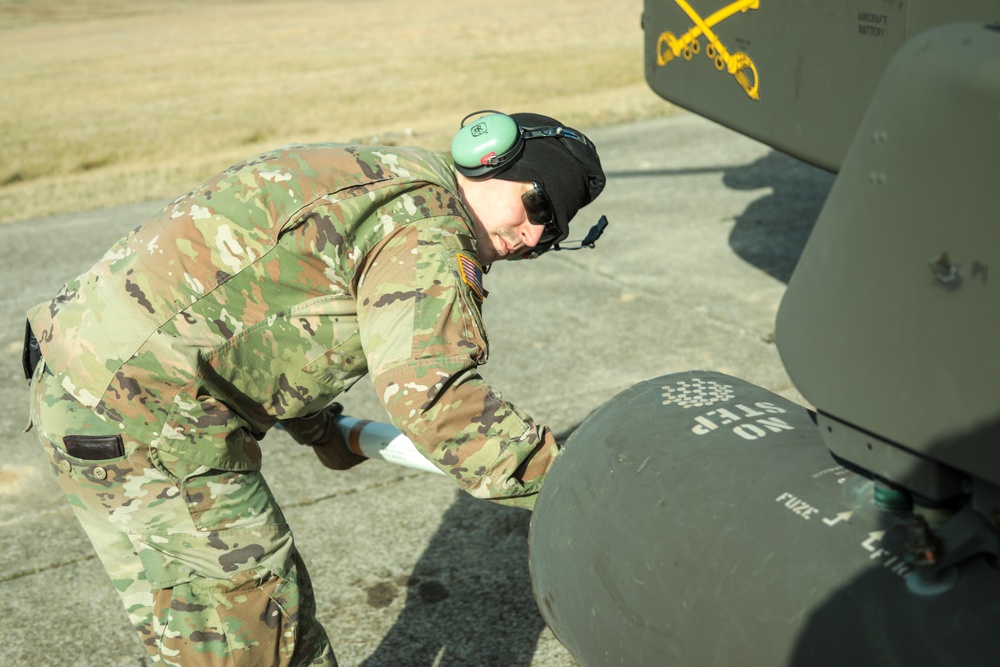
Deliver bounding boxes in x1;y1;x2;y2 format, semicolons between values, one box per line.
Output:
0;112;835;667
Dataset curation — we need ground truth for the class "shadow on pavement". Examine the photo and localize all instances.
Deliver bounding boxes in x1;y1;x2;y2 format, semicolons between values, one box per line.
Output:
359;426;583;667
724;151;835;284
358;494;544;667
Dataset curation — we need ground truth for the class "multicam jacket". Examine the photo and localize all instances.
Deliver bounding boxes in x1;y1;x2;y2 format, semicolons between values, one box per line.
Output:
27;144;559;509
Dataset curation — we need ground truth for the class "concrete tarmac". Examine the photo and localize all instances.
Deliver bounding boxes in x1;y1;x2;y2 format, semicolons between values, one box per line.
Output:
0;112;834;667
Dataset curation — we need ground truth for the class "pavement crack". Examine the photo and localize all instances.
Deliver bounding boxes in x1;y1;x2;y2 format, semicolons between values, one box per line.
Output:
1;553;98;584
0;506;73;528
282;471;427;509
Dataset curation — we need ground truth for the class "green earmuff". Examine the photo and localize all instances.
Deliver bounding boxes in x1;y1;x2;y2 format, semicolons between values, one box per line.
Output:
452;110;598;179
451;111;525;178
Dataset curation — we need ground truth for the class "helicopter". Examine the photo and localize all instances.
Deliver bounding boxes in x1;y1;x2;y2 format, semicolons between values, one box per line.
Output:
526;2;1000;664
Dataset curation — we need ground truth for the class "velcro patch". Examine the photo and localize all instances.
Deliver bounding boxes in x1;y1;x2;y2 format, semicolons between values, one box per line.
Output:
63;434;125;461
457;253;486;300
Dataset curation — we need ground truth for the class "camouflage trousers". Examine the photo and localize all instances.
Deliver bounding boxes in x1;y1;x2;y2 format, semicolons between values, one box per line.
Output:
30;366;338;666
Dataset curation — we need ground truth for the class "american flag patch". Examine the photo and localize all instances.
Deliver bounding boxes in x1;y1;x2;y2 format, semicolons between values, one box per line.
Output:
457;253;486;300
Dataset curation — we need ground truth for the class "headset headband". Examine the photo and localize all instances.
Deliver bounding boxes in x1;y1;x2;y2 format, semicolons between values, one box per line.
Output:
451;110;594;179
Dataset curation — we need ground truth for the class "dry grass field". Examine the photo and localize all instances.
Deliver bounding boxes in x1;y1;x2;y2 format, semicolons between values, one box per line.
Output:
0;0;671;225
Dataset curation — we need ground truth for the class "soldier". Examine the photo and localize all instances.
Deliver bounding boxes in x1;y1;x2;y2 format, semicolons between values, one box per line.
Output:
23;111;606;666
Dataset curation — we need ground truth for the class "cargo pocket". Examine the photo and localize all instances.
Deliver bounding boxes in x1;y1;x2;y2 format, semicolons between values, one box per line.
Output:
131;525;331;667
151;447;288;534
302;329;368;395
132;525;301;667
158;570;296;666
37;426;163;523
158;390;263;473
31;368;147;504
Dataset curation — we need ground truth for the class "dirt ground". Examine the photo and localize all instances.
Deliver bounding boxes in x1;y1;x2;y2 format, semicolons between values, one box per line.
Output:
0;0;671;224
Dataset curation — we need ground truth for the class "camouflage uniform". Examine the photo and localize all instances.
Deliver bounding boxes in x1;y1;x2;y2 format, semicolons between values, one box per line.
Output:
26;144;560;665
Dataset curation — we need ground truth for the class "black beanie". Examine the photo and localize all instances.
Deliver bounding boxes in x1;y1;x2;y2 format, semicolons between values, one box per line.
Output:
492;113;606;246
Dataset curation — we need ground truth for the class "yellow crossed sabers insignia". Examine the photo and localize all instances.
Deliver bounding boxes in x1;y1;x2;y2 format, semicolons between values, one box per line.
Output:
657;0;760;100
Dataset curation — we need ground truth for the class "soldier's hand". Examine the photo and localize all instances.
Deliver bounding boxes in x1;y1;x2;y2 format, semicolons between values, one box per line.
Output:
283;404;367;471
311;405;367;471
311;425;367;471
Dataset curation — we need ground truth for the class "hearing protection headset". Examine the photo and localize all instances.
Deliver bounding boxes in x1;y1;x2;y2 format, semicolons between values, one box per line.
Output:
451;110;596;178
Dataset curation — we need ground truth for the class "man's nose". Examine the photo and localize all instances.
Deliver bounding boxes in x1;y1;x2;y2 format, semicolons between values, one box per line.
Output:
521;221;544;247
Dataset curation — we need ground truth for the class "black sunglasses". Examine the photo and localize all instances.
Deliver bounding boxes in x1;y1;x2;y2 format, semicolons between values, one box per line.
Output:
522;182;560;245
